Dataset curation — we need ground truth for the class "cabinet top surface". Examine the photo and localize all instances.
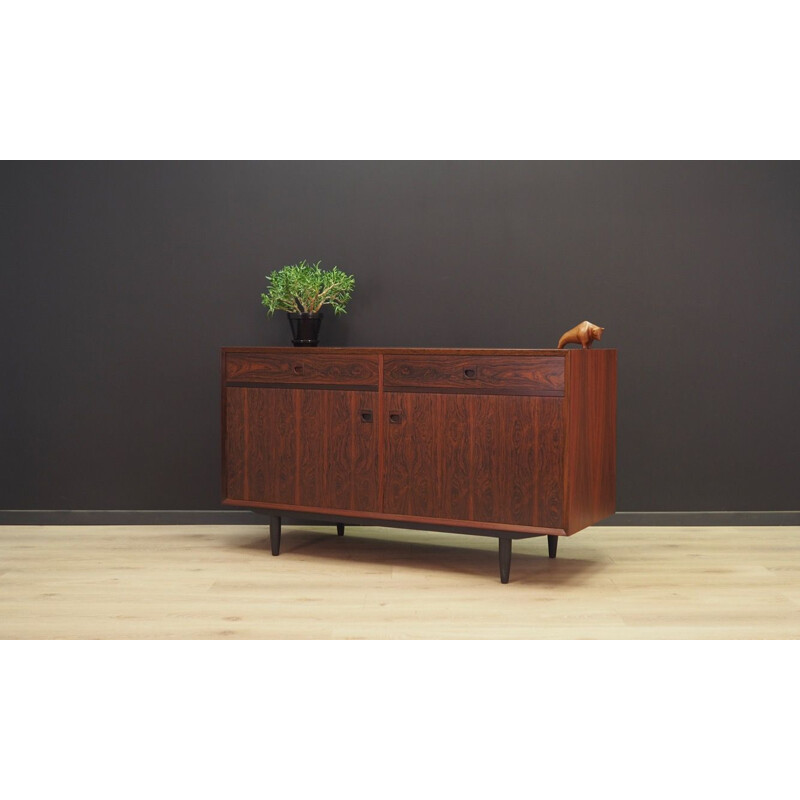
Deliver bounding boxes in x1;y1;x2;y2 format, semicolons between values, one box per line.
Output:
222;347;615;356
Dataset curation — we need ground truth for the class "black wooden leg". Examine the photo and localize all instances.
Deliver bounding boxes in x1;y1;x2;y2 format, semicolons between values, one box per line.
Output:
337;524;345;536
499;538;512;584
270;515;281;556
548;535;558;559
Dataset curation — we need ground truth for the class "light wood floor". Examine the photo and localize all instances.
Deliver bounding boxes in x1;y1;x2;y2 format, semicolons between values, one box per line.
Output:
1;524;798;639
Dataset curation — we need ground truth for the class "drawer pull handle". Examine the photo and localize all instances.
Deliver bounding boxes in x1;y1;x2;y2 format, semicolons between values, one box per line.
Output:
293;364;304;375
360;411;373;423
464;367;477;379
389;413;403;424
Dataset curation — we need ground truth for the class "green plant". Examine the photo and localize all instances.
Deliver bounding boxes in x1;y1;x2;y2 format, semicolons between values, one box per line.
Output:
261;259;355;316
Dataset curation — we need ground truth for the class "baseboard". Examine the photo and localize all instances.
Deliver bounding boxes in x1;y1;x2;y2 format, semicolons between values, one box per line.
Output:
1;509;799;526
0;510;261;525
597;511;800;526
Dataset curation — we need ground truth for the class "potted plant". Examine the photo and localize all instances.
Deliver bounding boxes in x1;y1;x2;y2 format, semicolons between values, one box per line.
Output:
261;259;356;346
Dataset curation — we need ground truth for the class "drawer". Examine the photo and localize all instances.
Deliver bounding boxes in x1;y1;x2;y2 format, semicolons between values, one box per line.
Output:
225;352;380;387
383;355;564;395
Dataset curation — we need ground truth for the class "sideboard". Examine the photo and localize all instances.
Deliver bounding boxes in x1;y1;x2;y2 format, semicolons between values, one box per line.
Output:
221;347;616;583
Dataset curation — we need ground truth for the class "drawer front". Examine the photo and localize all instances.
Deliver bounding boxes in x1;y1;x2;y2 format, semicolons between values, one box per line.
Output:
225;352;379;387
383;355;564;395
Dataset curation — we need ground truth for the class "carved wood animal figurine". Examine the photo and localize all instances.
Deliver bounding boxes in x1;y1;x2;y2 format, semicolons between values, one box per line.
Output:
557;320;604;349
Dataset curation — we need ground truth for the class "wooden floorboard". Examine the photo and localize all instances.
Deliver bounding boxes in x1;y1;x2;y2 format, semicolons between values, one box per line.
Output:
1;524;799;639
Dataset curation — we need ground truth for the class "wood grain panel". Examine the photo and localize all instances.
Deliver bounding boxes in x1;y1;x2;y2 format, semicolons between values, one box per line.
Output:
377;391;565;528
296;390;379;512
438;394;472;521
224;387;246;500
326;391;353;510
297;389;328;508
236;387;297;505
564;349;617;534
384;355;564;396
350;391;380;512
470;394;498;524
533;397;565;528
226;352;379;386
382;393;440;518
471;395;563;528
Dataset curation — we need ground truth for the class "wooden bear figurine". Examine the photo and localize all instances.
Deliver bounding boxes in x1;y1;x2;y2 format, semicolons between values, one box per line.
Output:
557;320;604;349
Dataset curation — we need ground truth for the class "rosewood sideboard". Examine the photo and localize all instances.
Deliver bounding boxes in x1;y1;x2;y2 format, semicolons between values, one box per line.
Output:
221;347;616;583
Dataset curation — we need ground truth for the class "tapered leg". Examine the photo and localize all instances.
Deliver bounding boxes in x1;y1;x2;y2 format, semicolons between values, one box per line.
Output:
548;535;558;559
270;516;281;556
498;538;512;584
337;524;345;536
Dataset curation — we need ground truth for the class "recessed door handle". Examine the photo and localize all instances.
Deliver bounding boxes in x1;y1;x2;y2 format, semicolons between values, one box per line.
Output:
389;413;403;424
360;410;373;423
293;364;304;375
464;367;477;379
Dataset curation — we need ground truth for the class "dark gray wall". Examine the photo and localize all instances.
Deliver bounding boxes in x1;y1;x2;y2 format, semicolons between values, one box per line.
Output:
1;162;798;513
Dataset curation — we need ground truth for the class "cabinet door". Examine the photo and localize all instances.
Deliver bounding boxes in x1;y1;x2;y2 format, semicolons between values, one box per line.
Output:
225;386;379;512
382;392;563;528
224;387;298;505
297;389;379;512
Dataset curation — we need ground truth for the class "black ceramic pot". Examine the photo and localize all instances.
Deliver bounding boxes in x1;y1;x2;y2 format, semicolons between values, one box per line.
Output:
287;312;323;346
